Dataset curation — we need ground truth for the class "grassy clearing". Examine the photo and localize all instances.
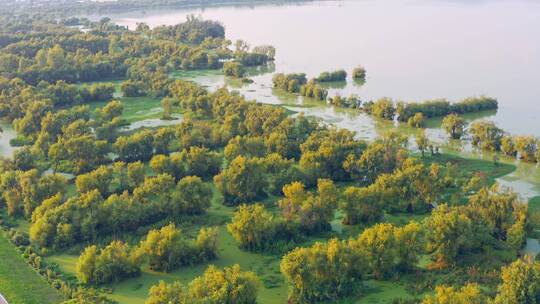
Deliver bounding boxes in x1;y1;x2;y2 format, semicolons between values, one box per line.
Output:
89;96;164;123
0;232;62;304
424;153;515;184
529;196;540;213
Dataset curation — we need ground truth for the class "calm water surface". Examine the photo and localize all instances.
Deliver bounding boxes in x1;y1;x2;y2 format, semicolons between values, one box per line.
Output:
106;0;540;136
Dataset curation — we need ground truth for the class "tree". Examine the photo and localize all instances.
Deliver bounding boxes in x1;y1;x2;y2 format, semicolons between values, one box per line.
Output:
514;135;538;162
49;134;109;174
265;114;319;160
422;283;487;304
75;165;113;195
394;221;424;271
214;155;268;204
441;114;467;139
415;130;429;157
76;240;140;285
278;179;338;232
146;281;185;304
341;186;383;225
161;97;174;120
13;146;35;170
227;204;277;251
95;100;123;123
76;245;97;285
352;66;366;81
371;98;395;120
114;130;154;162
127;161;145;189
299;80;328;101
468;185;526;246
223;61;246;78
353;223;398;279
252;45;276;60
407;112;425;128
150;154;180;178
424;204;473;267
501;135;517;157
280;239;364;303
349;222;423;278
195;227;219;261
224;136;266;161
46;45;66;69
178;147;222;179
257;153;303;195
493;259;540;304
272;73;307;93
469;120;504;151
300;128;366;182
153;127;176;154
344;132;408;184
315;69;347;82
135;224;201;272
187;265;259;304
173;176;212;215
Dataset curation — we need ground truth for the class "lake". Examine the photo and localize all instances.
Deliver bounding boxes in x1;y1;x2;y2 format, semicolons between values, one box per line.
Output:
102;0;540;137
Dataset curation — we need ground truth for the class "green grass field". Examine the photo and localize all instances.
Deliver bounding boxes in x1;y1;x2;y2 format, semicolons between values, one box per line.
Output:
424;153;516;184
0;232;62;304
529;196;540;213
89;96;164;123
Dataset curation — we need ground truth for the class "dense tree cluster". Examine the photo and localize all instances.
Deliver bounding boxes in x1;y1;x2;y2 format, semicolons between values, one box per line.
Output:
441;113;467;139
280;221;423;303
424;185;526;266
328;94;362;108
315;69;346;82
336;95;497;128
299;79;328;101
278;179;338;232
151;147;222;180
227;204;299;252
300;128;366;182
469;120;540;163
407;112;425;128
0;169;67;217
396;96;498;122
352;65;367;81
223;61;246;78
272;73;307;93
30;174;213;248
134;224;218;272
368;97;396;120
145;264;259;304
0;14;271;122
272;73;328;100
422;283;486;304
76;240;140;285
422;258;540;304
